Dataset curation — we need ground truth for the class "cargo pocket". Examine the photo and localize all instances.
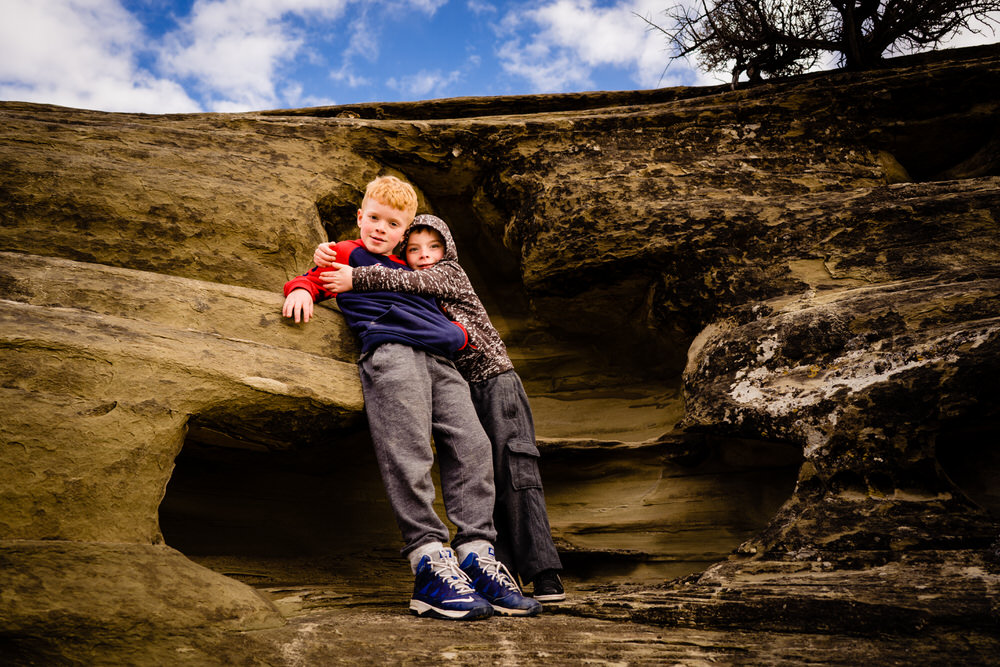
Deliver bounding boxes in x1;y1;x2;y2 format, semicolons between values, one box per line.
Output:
507;439;542;490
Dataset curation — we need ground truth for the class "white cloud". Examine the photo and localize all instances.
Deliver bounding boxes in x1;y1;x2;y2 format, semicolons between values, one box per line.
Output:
0;0;475;113
338;4;380;66
332;0;449;98
158;0;352;112
496;0;704;93
467;0;497;15
498;1;1000;93
384;45;482;100
386;68;463;98
281;80;337;108
403;0;449;12
330;64;372;88
497;39;592;92
0;0;200;113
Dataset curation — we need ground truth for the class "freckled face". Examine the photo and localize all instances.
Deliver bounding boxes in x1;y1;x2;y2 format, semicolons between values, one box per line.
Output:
357;200;411;255
405;229;445;270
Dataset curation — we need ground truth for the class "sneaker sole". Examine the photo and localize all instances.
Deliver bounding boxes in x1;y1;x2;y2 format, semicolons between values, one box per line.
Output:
533;592;566;602
491;603;543;617
409;600;493;621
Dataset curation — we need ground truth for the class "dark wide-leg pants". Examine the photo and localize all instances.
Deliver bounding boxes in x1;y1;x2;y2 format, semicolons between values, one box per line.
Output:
469;370;563;582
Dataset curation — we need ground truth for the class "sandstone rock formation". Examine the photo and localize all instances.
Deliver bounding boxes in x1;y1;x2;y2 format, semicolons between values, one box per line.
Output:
1;44;998;663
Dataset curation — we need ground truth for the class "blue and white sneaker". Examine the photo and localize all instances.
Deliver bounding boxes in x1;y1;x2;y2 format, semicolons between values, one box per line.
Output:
409;549;494;621
460;548;543;617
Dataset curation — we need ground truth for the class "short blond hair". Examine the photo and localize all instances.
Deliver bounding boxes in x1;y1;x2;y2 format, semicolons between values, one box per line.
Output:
362;175;418;218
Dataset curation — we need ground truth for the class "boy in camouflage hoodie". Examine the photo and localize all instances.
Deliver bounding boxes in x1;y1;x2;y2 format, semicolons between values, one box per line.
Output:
315;214;565;601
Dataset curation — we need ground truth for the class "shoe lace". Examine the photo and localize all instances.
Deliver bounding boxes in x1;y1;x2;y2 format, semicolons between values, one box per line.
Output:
430;557;476;595
476;552;522;593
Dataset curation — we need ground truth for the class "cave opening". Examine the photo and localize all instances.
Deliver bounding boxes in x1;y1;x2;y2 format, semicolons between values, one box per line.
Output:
883;119;1000;183
157;424;409;589
936;416;1000;521
537;435;803;584
158;422;803;593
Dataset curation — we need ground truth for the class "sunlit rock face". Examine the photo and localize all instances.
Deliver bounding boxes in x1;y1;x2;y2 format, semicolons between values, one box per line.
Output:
1;44;999;662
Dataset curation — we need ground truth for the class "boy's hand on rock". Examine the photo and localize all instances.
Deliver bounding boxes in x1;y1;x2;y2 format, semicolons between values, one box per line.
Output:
314;242;337;267
319;262;353;293
282;289;314;323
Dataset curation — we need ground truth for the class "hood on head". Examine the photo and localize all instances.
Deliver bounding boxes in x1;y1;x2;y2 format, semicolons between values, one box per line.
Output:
399;213;458;262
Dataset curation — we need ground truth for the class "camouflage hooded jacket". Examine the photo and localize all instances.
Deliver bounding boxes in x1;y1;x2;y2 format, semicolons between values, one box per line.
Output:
350;213;514;384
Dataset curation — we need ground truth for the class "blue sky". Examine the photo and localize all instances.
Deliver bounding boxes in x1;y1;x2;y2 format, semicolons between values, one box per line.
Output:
1;0;998;114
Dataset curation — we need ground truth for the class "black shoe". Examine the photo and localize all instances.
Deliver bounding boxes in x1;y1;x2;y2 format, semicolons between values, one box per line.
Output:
531;570;565;602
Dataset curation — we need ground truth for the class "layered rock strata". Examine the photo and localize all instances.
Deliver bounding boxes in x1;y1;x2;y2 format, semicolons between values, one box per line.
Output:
1;44;998;661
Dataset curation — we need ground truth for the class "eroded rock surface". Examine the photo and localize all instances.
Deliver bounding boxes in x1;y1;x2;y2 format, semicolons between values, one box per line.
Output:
1;45;999;664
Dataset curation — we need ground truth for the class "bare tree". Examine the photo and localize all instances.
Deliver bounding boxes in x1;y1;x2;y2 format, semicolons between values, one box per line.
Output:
642;0;1000;86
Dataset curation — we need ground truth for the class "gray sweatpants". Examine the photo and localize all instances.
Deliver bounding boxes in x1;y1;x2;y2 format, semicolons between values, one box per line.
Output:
469;370;562;582
358;343;497;556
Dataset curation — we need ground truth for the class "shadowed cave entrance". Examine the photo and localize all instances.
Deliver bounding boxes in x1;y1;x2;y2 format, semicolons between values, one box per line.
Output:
937;417;1000;527
158;418;802;595
158;424;402;589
